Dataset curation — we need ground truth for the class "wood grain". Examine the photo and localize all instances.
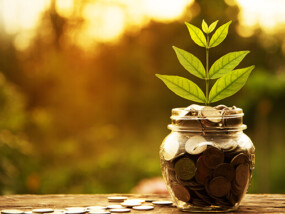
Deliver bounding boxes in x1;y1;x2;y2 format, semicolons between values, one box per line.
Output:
0;194;285;213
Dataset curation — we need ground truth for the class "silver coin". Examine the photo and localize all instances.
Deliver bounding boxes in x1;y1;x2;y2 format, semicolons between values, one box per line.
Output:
32;209;54;213
107;197;127;202
106;205;123;210
64;209;86;214
88;211;110;214
108;209;130;213
144;199;155;202
132;205;154;211
1;210;24;214
121;201;141;208
86;206;107;211
24;212;32;214
152;201;173;205
53;210;65;214
124;199;145;203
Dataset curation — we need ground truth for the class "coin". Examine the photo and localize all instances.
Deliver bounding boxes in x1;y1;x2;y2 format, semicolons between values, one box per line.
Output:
86;207;107;211
193;190;212;205
162;133;180;161
24;212;33;214
185;135;212;155
203;146;224;169
106;205;124;210
215;105;227;110
235;163;249;187
108;208;130;213
124;199;145;203
195;156;212;185
108;197;127;202
65;210;86;214
191;198;210;207
222;108;242;127
88;211;110;214
201;106;222;124
171;184;190;202
152;201;173;205
32;209;54;213
174;157;195;180
231;153;249;168
121;201;141;208
1;210;24;214
144;199;155;202
207;176;231;197
132;206;154;211
213;163;235;181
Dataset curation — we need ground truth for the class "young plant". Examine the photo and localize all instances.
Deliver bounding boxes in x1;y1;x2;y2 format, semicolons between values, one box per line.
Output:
156;20;255;105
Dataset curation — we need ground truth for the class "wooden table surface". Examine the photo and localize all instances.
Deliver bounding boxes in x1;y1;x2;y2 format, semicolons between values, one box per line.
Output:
0;194;285;213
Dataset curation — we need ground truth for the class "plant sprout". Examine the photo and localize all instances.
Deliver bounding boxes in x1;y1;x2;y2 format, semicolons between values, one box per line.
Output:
156;20;255;105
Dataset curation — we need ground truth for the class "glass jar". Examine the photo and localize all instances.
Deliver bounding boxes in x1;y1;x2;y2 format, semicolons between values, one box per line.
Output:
160;105;255;212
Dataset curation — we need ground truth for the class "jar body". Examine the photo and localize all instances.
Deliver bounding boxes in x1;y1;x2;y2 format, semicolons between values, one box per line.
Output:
160;107;255;212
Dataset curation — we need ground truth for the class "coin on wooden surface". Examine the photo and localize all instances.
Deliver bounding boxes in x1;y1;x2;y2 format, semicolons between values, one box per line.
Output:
32;209;54;214
106;205;124;210
152;201;173;205
121;201;141;208
171;184;190;202
86;206;107;211
132;206;154;211
231;153;249;168
108;196;127;202
174;157;196;180
65;210;86;214
109;208;131;213
203;146;224;169
88;211;110;214
213;163;235;181
207;176;231;197
1;210;24;214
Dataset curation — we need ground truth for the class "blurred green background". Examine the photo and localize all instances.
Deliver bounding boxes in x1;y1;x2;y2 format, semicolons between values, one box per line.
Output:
0;0;285;194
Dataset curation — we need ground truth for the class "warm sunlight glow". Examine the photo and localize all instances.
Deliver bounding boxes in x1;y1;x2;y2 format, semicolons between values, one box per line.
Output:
56;0;74;18
144;0;192;22
0;0;49;34
0;0;49;50
78;0;193;46
81;3;126;45
0;0;194;49
236;0;285;36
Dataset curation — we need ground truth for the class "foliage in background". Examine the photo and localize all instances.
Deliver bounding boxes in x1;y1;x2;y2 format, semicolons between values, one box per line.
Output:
0;0;285;194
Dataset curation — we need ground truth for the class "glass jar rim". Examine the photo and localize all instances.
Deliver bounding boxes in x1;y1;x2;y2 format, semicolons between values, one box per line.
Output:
168;107;246;132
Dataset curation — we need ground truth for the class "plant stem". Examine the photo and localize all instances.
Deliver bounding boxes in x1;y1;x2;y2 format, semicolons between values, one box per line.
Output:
205;34;210;105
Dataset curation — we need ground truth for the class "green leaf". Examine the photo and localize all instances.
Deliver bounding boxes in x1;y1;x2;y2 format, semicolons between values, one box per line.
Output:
156;74;206;103
208;20;219;33
202;20;209;34
209;21;232;48
209;65;254;103
209;51;250;79
185;22;207;47
173;46;205;79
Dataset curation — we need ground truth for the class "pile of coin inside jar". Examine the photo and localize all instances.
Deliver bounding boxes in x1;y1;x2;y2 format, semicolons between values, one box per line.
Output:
160;104;255;211
0;197;174;214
